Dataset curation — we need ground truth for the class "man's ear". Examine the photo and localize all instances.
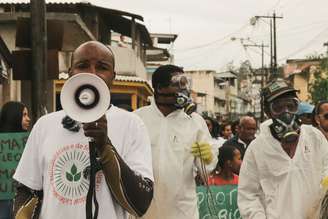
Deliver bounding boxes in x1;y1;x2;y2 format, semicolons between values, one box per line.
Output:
113;71;116;80
315;115;321;126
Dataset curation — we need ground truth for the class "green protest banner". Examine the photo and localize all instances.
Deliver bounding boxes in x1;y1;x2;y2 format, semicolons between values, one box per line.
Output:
197;185;241;219
0;132;29;199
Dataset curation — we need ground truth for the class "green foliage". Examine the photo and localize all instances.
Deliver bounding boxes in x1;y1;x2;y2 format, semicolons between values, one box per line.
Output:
320;58;328;70
305;52;324;60
309;59;328;104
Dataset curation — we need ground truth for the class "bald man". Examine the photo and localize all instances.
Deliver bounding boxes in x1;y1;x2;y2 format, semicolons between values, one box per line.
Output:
13;41;154;219
222;116;257;159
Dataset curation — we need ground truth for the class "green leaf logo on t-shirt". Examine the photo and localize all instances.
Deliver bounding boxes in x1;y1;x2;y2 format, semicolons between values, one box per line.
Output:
66;164;81;182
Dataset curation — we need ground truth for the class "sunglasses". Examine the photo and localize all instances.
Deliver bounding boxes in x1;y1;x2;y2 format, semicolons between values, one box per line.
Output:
319;113;328;120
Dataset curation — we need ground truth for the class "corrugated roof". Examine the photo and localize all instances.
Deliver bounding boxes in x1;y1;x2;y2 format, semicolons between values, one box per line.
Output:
0;0;86;4
0;1;153;45
215;71;237;79
58;73;152;90
58;74;149;84
115;75;153;93
0;1;144;21
115;75;149;83
150;33;178;44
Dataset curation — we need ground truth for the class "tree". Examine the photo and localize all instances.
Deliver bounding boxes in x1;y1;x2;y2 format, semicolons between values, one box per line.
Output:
309;58;328;104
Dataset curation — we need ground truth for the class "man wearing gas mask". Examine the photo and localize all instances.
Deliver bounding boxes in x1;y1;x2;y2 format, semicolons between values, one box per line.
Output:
238;78;328;219
134;64;212;219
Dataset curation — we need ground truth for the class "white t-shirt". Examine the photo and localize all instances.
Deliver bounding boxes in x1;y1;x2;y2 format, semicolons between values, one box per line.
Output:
134;102;211;219
14;106;153;219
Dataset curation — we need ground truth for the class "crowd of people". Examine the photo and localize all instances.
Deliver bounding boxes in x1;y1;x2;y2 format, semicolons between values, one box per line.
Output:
1;40;328;219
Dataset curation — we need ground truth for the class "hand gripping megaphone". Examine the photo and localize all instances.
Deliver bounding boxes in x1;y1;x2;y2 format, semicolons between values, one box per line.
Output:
60;73;111;123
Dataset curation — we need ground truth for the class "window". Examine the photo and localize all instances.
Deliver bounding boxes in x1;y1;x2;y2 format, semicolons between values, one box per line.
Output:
230;78;235;86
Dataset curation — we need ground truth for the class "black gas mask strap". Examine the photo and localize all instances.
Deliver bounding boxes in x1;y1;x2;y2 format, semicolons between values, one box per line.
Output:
154;92;175;97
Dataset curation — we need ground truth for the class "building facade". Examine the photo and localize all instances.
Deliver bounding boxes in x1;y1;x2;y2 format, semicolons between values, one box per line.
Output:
284;59;321;101
0;1;154;112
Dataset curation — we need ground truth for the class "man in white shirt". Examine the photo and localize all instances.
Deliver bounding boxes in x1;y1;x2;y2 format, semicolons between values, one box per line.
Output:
314;101;328;141
222;116;257;160
13;41;154;219
134;64;213;219
238;78;328;219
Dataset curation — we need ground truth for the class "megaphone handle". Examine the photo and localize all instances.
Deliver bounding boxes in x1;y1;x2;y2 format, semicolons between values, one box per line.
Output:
86;141;99;219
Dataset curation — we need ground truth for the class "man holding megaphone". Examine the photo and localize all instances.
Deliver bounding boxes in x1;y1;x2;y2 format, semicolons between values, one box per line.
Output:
13;41;154;219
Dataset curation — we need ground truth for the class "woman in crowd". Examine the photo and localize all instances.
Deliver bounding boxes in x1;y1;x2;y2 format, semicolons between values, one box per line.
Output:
208;145;242;185
203;116;225;172
204;116;220;140
0;101;30;219
220;122;233;140
0;101;30;132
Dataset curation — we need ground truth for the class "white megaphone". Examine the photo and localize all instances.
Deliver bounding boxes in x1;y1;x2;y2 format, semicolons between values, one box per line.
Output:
60;73;111;123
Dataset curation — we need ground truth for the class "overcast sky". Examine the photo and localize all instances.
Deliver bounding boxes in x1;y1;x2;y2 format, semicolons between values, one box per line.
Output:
64;0;328;71
92;0;328;71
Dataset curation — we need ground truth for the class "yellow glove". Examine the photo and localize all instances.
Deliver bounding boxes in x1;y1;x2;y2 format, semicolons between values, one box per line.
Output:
321;176;328;189
191;142;213;165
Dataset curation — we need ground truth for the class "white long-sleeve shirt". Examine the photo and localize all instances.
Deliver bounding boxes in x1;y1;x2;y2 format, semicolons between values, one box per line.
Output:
238;120;328;219
134;101;211;219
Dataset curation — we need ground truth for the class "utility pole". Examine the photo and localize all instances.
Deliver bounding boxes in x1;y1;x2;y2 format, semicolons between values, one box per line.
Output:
270;20;273;77
243;43;269;122
225;79;230;120
31;0;47;123
273;12;278;76
251;13;283;78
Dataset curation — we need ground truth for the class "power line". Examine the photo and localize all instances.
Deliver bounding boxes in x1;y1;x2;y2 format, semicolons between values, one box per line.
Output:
279;26;328;61
243;47;256;64
252;19;328;38
175;23;250;53
282;0;306;13
175;38;233;62
246;46;270;58
266;0;282;13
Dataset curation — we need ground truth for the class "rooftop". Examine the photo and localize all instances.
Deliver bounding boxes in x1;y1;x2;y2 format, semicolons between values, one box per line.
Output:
150;33;178;44
0;1;152;46
0;0;144;20
215;71;237;79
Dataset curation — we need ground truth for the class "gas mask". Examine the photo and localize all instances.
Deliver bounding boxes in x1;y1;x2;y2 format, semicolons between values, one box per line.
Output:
184;98;197;115
269;97;301;143
175;89;192;109
155;73;195;111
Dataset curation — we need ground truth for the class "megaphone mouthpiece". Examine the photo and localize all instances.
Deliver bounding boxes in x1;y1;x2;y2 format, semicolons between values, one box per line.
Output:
75;84;100;109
